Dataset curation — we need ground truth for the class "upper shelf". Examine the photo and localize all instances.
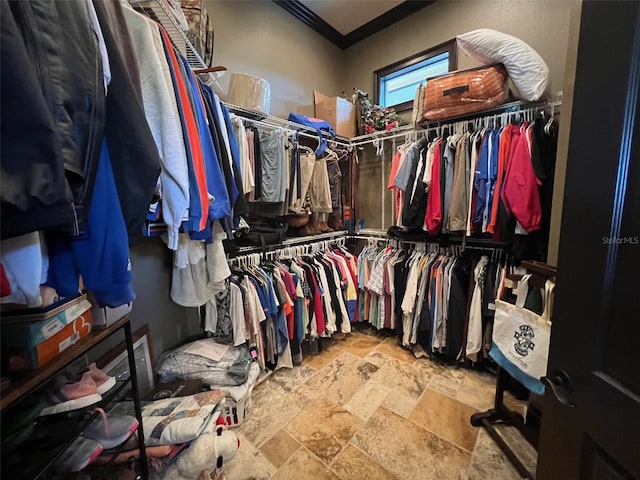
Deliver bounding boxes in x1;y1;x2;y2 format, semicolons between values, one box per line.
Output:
223;103;352;147
417;91;563;129
350;92;563;147
130;0;206;70
130;0;562;148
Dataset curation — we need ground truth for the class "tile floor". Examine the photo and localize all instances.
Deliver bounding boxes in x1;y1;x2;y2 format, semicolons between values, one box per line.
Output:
225;327;537;480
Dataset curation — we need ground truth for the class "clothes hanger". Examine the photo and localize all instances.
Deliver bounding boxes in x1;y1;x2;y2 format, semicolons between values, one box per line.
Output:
545;102;555;135
298;144;315;155
323;148;339;162
193;65;227;74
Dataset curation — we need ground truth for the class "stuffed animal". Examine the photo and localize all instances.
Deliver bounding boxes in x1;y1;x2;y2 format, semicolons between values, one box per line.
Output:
161;420;240;480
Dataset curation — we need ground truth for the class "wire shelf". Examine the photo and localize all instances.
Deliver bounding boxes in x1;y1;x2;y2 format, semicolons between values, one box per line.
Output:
223;103;351;147
350;92;563;147
130;0;219;87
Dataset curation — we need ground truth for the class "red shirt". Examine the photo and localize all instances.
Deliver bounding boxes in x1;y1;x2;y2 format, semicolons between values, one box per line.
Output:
426;140;443;235
501;125;542;232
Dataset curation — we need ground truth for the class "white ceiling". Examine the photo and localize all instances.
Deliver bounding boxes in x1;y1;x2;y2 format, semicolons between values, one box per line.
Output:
298;0;404;35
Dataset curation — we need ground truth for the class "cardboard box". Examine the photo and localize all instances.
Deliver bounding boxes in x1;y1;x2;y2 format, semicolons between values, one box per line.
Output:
4;312;93;370
295;104;316;118
89;294;133;330
313;91;356;139
1;294;92;348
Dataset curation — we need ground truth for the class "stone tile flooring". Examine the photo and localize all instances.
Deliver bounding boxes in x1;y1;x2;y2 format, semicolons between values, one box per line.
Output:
225;327;536;480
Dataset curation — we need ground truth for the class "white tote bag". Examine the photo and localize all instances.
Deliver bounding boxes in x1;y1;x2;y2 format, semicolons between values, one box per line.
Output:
489;275;555;394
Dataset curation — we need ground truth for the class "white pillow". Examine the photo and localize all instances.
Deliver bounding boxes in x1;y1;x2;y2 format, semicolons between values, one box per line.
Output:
457;29;550;101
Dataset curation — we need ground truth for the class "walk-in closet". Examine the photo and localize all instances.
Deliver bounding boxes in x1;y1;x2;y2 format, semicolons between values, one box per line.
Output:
1;1;638;479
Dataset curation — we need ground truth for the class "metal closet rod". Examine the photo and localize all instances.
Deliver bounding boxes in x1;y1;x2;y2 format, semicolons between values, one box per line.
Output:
234;115;352;148
234;115;296;135
224;102;352;148
350;229;510;251
350;129;423;148
353;236;508;253
229;231;349;256
350;93;563;148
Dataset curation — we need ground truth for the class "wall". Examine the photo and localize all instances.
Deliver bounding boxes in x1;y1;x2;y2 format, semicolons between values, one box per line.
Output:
128;238;201;356
342;0;575;228
547;1;583;266
204;0;345;118
90;238;201;367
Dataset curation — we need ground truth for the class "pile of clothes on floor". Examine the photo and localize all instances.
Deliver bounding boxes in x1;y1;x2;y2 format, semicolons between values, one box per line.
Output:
155;338;261;411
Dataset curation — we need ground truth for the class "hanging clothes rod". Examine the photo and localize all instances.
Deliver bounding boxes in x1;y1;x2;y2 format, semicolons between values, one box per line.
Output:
349;93;563;148
350;129;424;148
224;102;351;147
354;228;388;237
354;236;507;252
297;131;351;148
419;93;563;129
283;230;348;246
349;125;416;144
234;115;351;148
233;114;295;134
229;231;349;257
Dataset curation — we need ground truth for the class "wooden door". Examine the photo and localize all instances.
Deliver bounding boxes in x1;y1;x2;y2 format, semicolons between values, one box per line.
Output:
536;1;640;479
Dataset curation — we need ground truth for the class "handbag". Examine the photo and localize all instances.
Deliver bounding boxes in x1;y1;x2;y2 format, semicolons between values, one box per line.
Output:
489;274;555;394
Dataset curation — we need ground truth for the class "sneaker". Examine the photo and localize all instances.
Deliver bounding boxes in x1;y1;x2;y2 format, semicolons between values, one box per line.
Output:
56;363;116;396
40;376;101;417
54;436;103;472
85;363;116;395
83;409;139;449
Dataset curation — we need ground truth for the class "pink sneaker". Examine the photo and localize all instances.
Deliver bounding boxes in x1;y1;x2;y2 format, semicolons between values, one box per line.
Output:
85;363;116;395
40;375;101;416
83;408;139;449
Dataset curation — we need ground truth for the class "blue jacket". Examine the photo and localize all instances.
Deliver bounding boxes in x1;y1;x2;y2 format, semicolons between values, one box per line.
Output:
473;133;491;226
47;140;134;308
485;130;501;227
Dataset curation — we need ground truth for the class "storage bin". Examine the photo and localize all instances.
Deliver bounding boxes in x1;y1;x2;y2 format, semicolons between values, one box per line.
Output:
3;312;93;371
221;393;252;427
227;73;271;114
1;294;92;348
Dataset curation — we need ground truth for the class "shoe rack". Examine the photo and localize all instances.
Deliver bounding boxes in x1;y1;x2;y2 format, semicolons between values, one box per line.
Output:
0;316;149;480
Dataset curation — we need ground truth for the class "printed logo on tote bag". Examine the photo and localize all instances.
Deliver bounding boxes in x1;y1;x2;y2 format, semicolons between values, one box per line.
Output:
514;325;535;356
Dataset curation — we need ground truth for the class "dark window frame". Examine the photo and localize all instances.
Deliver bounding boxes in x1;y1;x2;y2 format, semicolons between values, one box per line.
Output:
374;39;458;112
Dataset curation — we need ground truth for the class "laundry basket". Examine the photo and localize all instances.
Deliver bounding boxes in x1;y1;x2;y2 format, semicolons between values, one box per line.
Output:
221;392;252;427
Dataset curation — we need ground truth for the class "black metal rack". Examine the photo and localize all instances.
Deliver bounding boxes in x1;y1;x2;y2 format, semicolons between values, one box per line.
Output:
0;316;149;480
470;261;556;480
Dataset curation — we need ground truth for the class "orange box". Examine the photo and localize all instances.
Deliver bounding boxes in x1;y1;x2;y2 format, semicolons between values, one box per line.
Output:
5;311;93;370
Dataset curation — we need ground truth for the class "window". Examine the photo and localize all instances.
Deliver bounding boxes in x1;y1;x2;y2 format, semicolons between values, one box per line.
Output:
375;40;457;112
